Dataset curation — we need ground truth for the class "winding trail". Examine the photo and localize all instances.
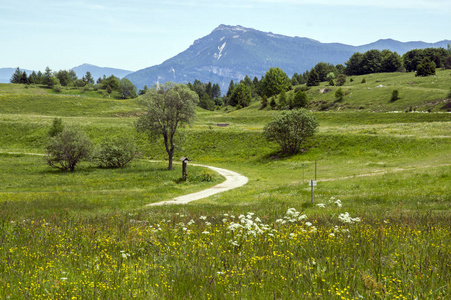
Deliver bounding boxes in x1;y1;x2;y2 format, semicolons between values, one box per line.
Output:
147;164;248;206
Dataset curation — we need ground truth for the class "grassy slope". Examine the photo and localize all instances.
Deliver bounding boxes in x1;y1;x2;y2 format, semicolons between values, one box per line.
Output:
0;75;449;218
0;74;450;299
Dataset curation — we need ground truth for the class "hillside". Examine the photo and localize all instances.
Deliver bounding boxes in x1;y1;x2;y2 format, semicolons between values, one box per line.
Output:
125;24;451;91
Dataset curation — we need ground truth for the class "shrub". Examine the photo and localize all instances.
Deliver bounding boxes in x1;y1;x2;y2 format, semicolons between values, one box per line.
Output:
391;90;400;102
94;136;137;168
291;90;309;108
46;127;92;172
336;74;346;86
53;84;63;93
263;109;318;154
48;118;64;137
335;88;344;101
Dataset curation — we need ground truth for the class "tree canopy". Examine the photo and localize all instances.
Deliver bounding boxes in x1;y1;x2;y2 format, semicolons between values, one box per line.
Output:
135;83;199;170
260;67;292;97
263;109;318;154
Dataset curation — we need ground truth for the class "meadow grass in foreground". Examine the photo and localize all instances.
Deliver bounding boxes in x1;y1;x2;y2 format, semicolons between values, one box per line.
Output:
1;206;450;299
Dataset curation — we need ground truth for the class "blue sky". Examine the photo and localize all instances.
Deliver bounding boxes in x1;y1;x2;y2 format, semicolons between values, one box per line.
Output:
1;0;450;72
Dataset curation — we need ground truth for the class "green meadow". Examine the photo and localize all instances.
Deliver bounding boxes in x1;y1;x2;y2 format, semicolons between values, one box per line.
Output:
0;70;450;299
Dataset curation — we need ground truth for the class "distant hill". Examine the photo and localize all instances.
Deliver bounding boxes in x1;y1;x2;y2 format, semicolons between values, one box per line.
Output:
125;24;451;91
71;64;133;80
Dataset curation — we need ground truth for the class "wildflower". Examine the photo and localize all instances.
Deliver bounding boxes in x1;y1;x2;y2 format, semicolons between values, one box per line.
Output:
229;240;239;246
222;218;228;223
120;251;130;259
61;277;68;280
199;216;207;220
298;214;307;221
316;203;326;208
187;219;195;225
338;212;361;224
305;222;312;227
205;221;211;226
329;233;335;237
334;199;342;208
202;231;210;235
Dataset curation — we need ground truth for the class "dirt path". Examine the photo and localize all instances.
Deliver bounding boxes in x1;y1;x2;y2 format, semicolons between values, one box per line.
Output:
147;164;249;206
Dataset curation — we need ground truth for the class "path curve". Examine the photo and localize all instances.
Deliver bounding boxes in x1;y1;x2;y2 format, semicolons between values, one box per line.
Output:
147;164;248;206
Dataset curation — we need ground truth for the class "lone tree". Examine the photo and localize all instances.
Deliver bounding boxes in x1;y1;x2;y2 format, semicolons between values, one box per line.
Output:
136;82;199;170
264;109;318;154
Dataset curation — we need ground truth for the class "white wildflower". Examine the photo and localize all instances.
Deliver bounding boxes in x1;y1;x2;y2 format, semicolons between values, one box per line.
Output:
338;212;361;224
305;222;312;227
202;231;210;235
199;216;207;220
316;203;326;208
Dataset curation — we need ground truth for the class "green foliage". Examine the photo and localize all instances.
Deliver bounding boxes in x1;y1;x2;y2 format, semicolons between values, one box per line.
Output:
336;74;346;86
53;84;63;93
391;89;400;102
48;118;64;137
102;75;120;93
260;67;292;97
229;82;252;107
291;90;309;108
278;90;288;109
136;82;199;170
10;67;28;84
94;135;137;168
48;76;60;88
269;97;277;109
55;69;77;86
306;69;320;86
335;88;344;101
45;127;92;172
199;93;215;111
260;95;268;109
263;109;318;154
416;57;436;77
119;78;137;99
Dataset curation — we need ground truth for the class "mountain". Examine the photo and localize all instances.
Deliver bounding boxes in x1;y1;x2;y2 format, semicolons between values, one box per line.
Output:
0;67;34;83
126;24;450;91
71;64;133;80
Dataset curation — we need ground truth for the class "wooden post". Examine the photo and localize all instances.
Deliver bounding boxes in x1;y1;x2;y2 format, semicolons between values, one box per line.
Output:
181;157;190;181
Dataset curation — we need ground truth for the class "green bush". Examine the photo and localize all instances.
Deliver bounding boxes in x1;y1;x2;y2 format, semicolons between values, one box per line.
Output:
94;136;137;168
263;109;318;154
335;88;344;101
391;90;400;102
46;127;92;172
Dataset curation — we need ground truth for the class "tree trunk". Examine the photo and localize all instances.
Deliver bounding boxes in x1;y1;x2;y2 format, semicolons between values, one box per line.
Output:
168;151;173;171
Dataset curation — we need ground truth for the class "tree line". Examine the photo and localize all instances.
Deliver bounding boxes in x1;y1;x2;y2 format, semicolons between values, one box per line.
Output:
10;66;138;99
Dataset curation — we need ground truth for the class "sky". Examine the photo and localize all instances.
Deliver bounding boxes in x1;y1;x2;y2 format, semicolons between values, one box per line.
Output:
1;0;450;72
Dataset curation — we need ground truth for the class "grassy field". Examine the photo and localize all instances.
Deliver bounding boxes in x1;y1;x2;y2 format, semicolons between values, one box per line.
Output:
0;75;450;299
